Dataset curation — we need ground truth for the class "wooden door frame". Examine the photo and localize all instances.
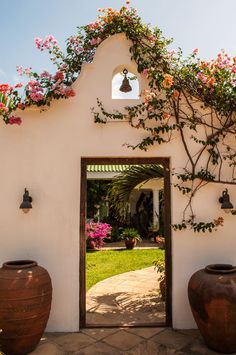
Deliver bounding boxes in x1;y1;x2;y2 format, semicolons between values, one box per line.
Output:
80;157;172;328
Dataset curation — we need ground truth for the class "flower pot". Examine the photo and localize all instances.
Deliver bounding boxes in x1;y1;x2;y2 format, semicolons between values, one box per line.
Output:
188;264;236;353
87;239;97;250
125;239;137;249
154;236;165;249
0;260;52;355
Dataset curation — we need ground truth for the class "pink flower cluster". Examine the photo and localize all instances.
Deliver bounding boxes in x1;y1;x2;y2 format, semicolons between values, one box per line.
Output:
54;71;64;81
142;68;149;78
0;102;9;113
53;85;76;97
195;50;236;91
8;116;22;125
87;22;100;31
142;89;156;105
34;35;58;51
0;84;12;94
90;37;102;46
27;80;44;102
68;36;85;55
86;221;112;248
16;66;32;76
40;70;52;79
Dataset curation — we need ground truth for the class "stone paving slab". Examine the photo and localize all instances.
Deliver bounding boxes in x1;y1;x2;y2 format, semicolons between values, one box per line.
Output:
81;327;119;340
29;328;236;355
125;326;165;339
102;329;143;351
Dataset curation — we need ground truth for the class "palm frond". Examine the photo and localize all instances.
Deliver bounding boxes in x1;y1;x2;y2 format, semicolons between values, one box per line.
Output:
108;164;164;221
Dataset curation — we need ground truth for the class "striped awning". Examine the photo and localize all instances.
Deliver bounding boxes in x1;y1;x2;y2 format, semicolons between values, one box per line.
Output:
86;165;131;173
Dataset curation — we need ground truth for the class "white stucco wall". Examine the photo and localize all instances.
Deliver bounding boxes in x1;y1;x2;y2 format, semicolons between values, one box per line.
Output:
0;33;235;331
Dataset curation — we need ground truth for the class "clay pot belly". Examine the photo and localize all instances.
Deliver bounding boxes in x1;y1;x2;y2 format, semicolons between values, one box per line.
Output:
188;264;236;353
0;260;52;355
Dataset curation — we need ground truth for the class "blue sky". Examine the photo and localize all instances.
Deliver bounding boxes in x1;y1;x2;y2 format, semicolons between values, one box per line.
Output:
1;0;236;84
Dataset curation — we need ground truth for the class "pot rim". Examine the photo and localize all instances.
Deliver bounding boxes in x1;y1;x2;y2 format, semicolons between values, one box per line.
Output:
3;260;38;269
205;263;236;274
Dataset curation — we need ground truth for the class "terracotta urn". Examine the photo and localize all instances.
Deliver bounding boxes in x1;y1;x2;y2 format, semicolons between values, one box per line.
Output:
125;239;137;250
188;264;236;353
0;260;52;355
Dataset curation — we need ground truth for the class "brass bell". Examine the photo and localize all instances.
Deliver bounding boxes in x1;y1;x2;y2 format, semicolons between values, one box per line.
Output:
119;69;132;93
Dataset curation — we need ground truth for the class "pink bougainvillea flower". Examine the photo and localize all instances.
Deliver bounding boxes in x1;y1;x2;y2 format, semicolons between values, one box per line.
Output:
27;79;44;102
17;103;26;110
40;70;52;79
64;87;76;97
28;80;43;91
142;89;156;105
59;64;69;72
16;66;23;76
90;37;101;46
142;68;149;77
35;35;59;51
54;71;64;81
0;84;12;94
196;72;208;84
193;48;199;55
87;22;99;31
90;38;97;46
29;92;44;102
8;116;22;125
147;35;156;44
14;82;23;89
34;37;44;50
17;66;32;76
47;35;58;45
85;221;112;248
58;86;66;95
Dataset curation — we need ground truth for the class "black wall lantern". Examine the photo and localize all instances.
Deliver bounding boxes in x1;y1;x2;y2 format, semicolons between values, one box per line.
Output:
119;69;132;93
20;188;33;213
219;188;233;213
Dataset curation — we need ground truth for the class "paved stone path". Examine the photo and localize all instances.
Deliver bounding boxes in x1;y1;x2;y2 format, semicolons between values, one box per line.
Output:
29;327;234;354
86;267;165;326
27;265;235;354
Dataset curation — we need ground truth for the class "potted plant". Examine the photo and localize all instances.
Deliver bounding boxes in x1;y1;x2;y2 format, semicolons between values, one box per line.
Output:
154;235;165;249
85;221;112;250
153;259;165;300
120;227;142;249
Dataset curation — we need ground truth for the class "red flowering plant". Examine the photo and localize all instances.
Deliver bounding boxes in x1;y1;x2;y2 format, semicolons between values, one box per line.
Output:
0;1;173;125
0;34;76;124
85;221;112;249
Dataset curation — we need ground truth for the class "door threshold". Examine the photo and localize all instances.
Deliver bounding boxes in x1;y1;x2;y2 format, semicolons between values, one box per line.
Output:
85;322;166;329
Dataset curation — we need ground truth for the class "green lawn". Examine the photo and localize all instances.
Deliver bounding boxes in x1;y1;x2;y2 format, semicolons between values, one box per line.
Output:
86;249;164;291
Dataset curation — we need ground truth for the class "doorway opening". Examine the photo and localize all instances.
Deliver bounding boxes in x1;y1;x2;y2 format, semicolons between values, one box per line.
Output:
80;157;171;328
